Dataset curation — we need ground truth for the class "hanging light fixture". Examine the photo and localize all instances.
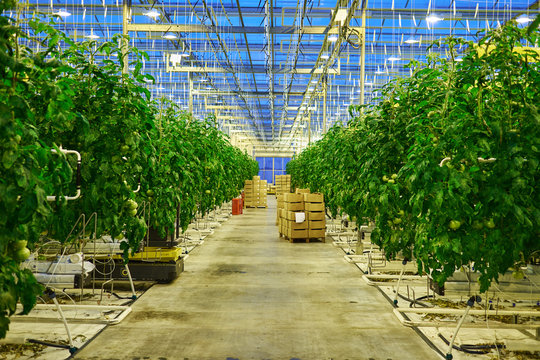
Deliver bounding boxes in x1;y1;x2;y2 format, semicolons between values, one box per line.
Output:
516;15;533;24
162;33;177;40
328;34;338;42
426;14;443;24
387;56;401;62
85;28;100;40
144;9;160;19
53;9;71;17
404;38;419;44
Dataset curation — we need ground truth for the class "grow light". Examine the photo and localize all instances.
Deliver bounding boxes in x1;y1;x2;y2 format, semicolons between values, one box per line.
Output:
426;14;443;24
53;9;71;17
199;78;209;82
404;38;419;44
455;57;464;62
328;35;338;42
144;9;160;19
85;29;99;40
387;56;401;61
321;53;330;60
162;33;177;40
311;79;318;84
364;82;374;86
516;15;533;24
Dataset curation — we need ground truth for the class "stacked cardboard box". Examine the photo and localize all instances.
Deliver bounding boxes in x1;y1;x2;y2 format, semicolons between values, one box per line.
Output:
281;193;307;239
303;193;326;239
244;176;267;208
276;191;326;241
276;194;285;225
275;174;291;195
295;188;310;194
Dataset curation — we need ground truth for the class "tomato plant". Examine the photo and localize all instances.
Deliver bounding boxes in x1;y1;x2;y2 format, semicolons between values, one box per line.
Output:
289;22;539;292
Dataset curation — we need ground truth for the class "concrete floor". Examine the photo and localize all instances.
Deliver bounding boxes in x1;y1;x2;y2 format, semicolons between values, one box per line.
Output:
75;198;439;360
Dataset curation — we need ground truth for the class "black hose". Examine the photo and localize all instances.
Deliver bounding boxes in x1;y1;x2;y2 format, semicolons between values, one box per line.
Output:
438;333;502;355
103;290;135;300
27;338;71;350
396;293;430;308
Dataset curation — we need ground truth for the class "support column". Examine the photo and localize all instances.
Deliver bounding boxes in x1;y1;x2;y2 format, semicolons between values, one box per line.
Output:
322;76;327;134
188;72;194;114
121;0;131;75
359;0;368;109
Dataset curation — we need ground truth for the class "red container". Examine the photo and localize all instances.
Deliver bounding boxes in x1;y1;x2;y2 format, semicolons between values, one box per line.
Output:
232;198;243;215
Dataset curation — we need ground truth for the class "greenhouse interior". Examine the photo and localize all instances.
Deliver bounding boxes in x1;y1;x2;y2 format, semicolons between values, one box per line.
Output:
0;0;539;358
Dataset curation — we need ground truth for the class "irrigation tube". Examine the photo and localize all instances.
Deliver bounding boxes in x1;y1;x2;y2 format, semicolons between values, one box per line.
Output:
124;264;137;300
445;296;479;360
47;147;82;202
393;260;408;305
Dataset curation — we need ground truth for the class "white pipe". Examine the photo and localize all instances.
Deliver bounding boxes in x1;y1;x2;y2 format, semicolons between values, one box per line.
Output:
395;308;539;316
447;305;471;358
47;147;82;201
32;304;131;311
392;309;539;330
393;266;405;305
440;156;496;167
124;264;137;298
52;297;74;348
132;182;141;193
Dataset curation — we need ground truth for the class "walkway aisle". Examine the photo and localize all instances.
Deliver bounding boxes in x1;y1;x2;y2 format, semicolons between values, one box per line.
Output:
75;198;437;360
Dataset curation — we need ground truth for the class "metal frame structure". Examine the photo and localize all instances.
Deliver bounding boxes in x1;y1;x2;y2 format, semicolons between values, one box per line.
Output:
15;0;538;155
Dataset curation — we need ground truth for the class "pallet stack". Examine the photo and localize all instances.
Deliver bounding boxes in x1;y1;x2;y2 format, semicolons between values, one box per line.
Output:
304;193;326;239
277;191;326;242
275;174;291;195
244;176;267;208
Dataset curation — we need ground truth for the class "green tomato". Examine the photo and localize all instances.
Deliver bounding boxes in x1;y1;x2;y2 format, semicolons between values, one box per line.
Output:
129;208;138;217
393;218;402;225
126;200;138;210
146;189;155;197
120;145;130;154
14;135;21;144
472;220;483;230
485;219;496;229
391;174;398;180
382;175;389;182
398;210;405;217
205;190;211;195
14;240;27;250
387;179;395;184
449;220;462;230
14;247;31;261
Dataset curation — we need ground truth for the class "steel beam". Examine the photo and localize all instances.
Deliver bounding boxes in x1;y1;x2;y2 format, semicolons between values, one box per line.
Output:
166;65;340;74
126;24;359;35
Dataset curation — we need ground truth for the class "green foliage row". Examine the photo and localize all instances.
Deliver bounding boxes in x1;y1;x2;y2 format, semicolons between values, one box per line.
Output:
0;13;257;338
288;22;539;293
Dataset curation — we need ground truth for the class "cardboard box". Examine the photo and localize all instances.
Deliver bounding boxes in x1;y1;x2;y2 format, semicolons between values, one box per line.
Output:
307;211;325;221
284;193;304;203
295;188;310;194
308;229;326;238
305;202;325;212
285;220;307;230
287;228;308;239
245;180;252;185
303;193;324;203
284;202;304;211
285;210;305;221
308;220;325;229
277;194;284;202
253;176;260;180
